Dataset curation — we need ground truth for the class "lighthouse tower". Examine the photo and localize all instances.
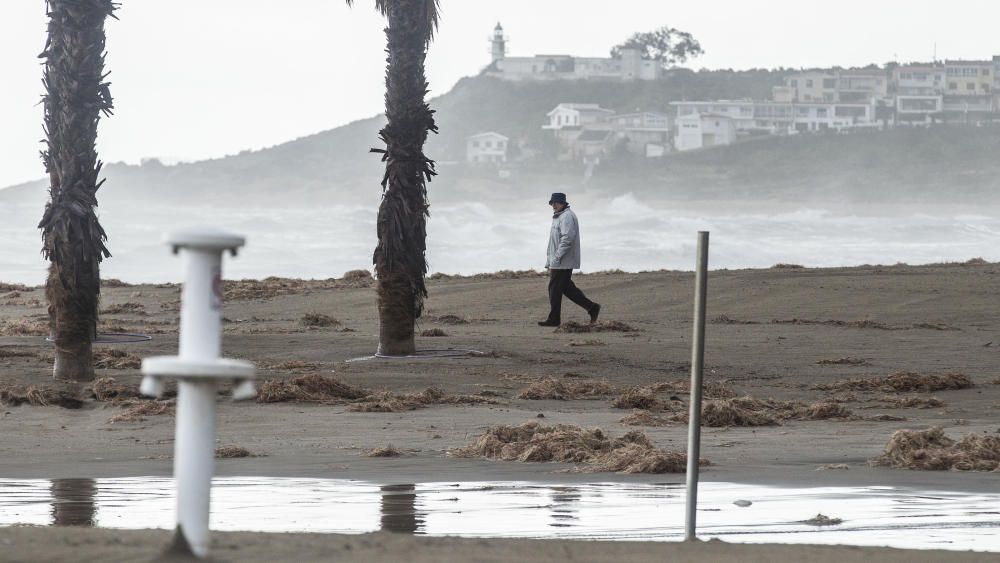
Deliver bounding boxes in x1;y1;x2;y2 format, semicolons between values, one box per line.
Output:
490;22;507;63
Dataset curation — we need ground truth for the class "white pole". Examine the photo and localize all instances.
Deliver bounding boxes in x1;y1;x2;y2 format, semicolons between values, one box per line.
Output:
140;229;254;560
684;231;709;542
179;249;223;361
173;379;217;558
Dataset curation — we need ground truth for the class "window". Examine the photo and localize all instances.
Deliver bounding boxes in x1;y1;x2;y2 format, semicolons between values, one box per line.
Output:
472;141;479;148
967;83;976;91
817;108;828;118
790;79;798;87
498;141;506;149
949;82;958;90
798;107;810;116
823;78;836;89
985;85;991;93
806;79;814;88
485;141;493;148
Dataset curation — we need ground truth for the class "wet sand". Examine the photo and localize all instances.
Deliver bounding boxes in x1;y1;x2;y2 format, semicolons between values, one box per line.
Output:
1;526;997;563
1;263;999;558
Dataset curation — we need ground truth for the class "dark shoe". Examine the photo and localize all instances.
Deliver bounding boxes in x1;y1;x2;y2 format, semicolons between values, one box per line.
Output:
537;320;560;327
589;304;601;324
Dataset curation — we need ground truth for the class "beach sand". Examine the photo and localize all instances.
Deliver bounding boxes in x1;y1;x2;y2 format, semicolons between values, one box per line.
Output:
1;263;999;559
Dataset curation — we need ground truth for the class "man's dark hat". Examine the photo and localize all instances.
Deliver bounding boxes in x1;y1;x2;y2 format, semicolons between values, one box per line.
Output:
548;192;568;205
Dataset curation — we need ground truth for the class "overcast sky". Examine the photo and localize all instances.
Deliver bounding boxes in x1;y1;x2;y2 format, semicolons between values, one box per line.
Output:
1;0;998;189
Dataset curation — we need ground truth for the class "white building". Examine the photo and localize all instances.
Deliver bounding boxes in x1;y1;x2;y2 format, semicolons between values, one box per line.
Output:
488;23;662;81
466;132;509;164
674;113;738;152
670;100;877;138
670;101;755;130
607;112;671;155
543;103;615;130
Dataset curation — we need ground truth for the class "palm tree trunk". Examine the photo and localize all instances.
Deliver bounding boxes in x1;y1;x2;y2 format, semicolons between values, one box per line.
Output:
373;0;437;356
38;0;115;381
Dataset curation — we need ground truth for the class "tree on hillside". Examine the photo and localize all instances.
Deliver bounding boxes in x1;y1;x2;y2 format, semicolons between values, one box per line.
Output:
610;26;703;65
346;0;439;356
38;0;116;381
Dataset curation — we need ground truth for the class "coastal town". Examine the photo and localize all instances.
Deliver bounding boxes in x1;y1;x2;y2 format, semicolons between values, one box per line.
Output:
467;23;1000;164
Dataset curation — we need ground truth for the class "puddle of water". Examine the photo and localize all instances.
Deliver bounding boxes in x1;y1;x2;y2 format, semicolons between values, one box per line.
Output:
1;478;997;552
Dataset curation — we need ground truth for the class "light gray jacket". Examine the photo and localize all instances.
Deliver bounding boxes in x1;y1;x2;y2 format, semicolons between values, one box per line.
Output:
546;207;581;270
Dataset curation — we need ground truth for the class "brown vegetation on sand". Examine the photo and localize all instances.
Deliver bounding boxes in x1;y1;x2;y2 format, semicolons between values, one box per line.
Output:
0;385;83;409
619;410;672;427
215;446;259;458
449;422;706;474
301;313;341;328
517;377;614;400
0;319;48;336
349;387;495;413
256;374;368;404
92;349;142;370
107;401;174;424
364;445;402;458
815;372;974;393
87;376;140;402
556;321;637;333
871;426;1000;471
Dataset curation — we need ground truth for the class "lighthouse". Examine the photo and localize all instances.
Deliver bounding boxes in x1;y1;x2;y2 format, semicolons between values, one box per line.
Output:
491;22;507;63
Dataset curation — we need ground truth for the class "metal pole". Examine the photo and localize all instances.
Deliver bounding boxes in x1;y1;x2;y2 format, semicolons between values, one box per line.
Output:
684;231;709;541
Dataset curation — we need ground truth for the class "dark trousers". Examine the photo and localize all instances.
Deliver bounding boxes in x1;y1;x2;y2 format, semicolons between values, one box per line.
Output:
546;269;596;323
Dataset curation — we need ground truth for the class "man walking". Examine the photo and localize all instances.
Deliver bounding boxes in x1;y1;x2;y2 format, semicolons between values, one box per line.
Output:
539;193;601;327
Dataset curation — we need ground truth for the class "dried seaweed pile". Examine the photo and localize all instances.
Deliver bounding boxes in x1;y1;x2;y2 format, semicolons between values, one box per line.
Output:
871;427;1000;471
0;319;48;336
87;376;140;402
612;381;734;411
619;410;672;427
339;269;374;288
518;377;614;400
815;372;973;393
215;446;259;458
300;313;341;328
653;380;738;399
556;321;638;333
449;422;704;474
350;387;495;412
667;397;852;427
0;385;83;409
256;374;368;404
92;349;142;369
421;328;447;337
364;445;401;458
107;401;173;424
866;395;944;409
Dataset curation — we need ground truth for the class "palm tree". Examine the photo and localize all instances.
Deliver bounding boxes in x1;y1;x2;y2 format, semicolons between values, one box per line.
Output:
38;0;116;381
346;0;439;356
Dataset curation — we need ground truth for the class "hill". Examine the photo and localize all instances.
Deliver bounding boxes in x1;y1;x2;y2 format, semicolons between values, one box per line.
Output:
2;70;1000;208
